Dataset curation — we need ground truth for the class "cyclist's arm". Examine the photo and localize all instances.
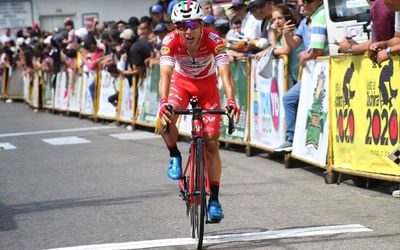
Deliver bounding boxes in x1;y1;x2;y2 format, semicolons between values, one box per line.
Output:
159;64;174;100
218;63;235;100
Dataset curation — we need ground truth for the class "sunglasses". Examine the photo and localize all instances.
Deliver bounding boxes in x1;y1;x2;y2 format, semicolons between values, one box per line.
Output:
303;0;315;3
175;20;201;31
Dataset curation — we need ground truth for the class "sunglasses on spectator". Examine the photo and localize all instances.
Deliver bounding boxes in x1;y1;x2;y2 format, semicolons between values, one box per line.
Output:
175;20;201;31
303;0;315;3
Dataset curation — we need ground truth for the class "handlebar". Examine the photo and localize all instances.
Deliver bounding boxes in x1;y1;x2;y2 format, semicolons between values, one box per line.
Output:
163;105;235;135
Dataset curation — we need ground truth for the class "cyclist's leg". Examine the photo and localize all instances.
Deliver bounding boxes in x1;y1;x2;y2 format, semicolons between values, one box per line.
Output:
197;76;224;220
204;134;224;220
161;77;190;180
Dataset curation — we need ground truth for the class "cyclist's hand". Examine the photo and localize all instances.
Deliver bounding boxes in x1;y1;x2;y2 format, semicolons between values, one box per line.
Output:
159;98;174;125
226;99;240;123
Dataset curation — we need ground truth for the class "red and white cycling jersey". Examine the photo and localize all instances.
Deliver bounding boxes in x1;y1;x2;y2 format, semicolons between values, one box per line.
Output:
160;28;229;79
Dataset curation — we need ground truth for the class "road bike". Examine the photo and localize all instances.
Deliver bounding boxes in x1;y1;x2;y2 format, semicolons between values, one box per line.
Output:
165;96;235;249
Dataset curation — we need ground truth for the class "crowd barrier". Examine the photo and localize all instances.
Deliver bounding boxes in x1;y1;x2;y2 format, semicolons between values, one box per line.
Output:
1;55;400;184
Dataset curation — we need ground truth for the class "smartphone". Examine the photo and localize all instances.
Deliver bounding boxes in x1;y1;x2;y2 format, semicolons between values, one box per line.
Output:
284;15;294;24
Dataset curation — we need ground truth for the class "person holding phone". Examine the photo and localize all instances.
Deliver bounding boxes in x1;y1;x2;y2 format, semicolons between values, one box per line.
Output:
268;4;303;85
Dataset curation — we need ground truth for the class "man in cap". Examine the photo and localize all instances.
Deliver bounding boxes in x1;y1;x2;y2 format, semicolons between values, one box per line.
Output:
151;4;165;28
116;20;127;32
120;28;152;87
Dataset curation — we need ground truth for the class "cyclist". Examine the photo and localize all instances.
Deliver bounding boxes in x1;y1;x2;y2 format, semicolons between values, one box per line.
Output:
158;0;240;222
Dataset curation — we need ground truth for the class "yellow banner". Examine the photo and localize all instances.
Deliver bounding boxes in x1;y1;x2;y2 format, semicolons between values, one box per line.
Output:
330;55;400;175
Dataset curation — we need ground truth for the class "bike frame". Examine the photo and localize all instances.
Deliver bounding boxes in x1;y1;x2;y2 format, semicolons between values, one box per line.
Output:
178;110;210;205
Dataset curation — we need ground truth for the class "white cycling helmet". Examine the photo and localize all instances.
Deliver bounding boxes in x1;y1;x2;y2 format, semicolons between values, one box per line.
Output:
171;0;204;23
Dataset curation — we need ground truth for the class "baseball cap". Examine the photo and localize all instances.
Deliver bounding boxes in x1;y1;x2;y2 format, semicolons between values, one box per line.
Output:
247;0;268;11
75;27;88;40
151;4;164;14
120;28;135;40
154;22;167;33
202;15;216;24
32;22;40;30
44;36;53;45
64;17;74;26
229;0;245;8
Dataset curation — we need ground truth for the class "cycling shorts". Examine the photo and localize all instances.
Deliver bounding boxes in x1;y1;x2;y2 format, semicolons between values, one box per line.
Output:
168;73;222;136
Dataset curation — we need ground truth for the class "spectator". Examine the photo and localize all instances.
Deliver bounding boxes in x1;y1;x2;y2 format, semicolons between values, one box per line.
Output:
225;17;248;60
164;14;176;32
338;0;395;55
115;20;127;32
202;14;217;30
82;34;105;102
247;0;282;52
201;1;214;16
128;16;140;29
106;63;121;107
139;16;152;40
64;18;79;50
274;0;328;152
120;28;152;88
268;4;303;85
167;0;179;14
150;4;165;28
368;10;400;65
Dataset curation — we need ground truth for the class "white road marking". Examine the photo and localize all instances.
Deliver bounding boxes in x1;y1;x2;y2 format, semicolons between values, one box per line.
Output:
44;224;372;250
0;126;117;138
42;136;91;146
109;132;159;140
0;143;17;150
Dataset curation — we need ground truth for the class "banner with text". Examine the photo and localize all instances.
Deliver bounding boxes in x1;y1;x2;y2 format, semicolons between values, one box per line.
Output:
67;69;82;113
97;70;117;119
218;59;249;143
117;77;134;123
54;71;68;111
249;57;286;150
136;67;160;127
80;70;95;115
331;56;400;175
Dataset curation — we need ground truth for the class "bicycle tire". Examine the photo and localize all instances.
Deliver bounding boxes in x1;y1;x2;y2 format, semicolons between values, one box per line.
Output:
195;137;206;249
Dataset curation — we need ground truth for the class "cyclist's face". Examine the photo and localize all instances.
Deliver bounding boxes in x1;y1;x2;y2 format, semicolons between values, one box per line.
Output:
176;20;203;47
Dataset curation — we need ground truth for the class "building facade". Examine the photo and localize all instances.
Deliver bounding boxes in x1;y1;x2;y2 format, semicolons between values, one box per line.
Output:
0;0;159;31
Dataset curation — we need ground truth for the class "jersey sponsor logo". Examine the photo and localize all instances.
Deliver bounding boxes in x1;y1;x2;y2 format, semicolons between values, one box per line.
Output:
162;34;174;45
215;44;226;54
160;46;171;55
208;32;221;43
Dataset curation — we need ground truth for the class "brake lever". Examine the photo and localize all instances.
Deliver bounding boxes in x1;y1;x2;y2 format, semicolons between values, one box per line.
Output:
163;105;173;134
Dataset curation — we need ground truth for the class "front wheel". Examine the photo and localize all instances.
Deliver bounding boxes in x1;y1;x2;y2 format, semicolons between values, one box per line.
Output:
189;138;206;249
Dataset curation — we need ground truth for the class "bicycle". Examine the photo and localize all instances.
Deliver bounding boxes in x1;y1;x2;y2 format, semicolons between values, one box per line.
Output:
164;96;235;249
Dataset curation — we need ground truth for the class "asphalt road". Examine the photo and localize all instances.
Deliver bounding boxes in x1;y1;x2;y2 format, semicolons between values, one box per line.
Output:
1;102;400;250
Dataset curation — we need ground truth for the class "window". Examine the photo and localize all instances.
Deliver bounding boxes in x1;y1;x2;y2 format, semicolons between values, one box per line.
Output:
328;0;371;22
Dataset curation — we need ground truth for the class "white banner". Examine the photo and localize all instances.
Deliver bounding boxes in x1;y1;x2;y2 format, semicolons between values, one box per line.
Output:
118;78;134;122
31;72;40;108
97;70;117;119
80;69;94;115
292;59;330;166
23;73;29;102
67;69;82;113
249;58;287;149
54;71;68;111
